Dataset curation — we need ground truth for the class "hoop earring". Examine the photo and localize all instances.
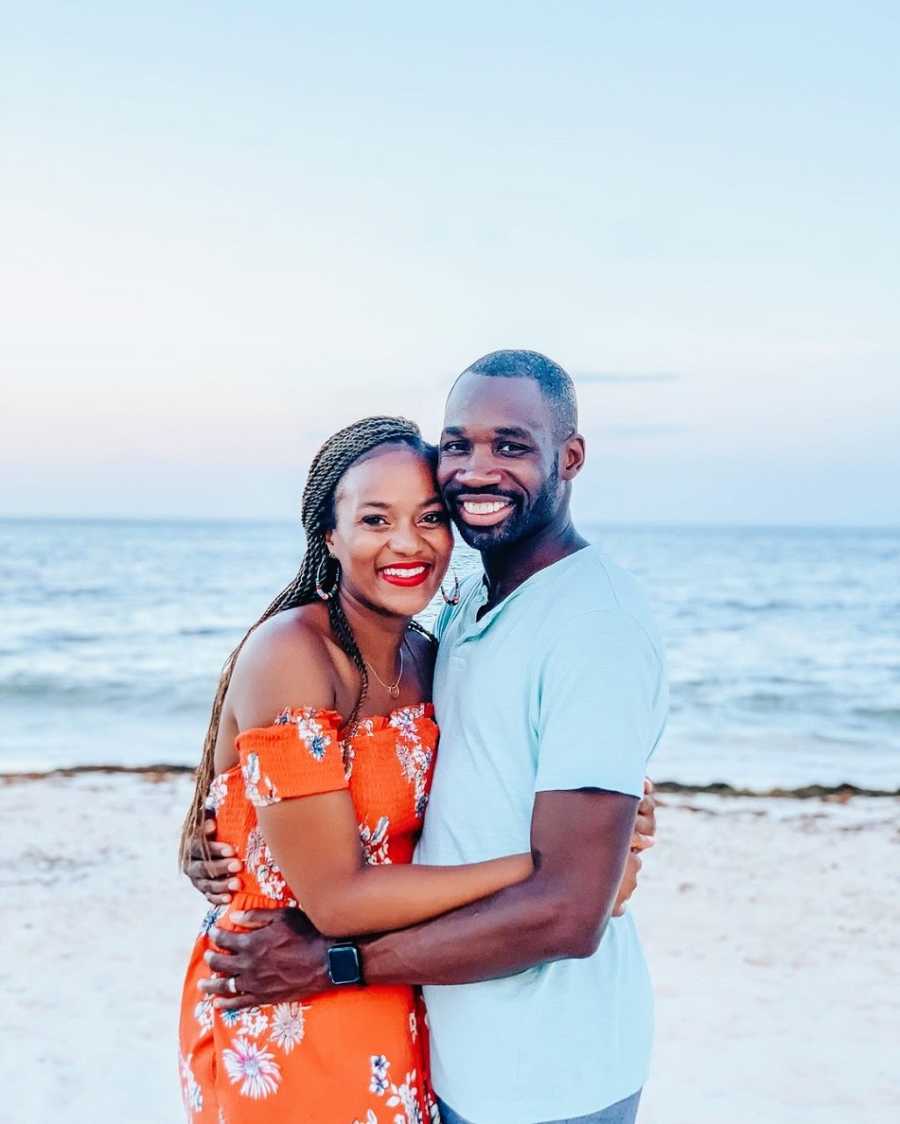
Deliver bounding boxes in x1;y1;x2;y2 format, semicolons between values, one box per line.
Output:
440;568;461;606
316;554;340;601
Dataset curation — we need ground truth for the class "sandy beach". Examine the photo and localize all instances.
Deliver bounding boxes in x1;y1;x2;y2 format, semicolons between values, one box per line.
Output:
4;773;898;1124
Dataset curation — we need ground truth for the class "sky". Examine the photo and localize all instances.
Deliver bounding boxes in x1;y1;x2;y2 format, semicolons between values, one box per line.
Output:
2;2;898;525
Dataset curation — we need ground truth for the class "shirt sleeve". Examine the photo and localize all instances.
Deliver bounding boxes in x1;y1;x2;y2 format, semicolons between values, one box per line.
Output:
235;707;347;807
534;610;665;798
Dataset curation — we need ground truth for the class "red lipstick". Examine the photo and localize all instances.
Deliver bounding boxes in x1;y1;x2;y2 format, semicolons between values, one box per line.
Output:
378;562;433;588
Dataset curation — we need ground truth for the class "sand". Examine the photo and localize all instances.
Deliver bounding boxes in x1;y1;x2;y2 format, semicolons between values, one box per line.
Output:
3;774;898;1123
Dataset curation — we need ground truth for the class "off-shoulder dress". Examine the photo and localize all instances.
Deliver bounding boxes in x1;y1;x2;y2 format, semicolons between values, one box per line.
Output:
178;704;439;1124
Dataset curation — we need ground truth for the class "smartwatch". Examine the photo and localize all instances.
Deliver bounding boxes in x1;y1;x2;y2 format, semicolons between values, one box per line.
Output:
326;941;364;986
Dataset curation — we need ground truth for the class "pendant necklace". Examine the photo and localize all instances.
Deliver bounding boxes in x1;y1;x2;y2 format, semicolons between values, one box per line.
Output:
366;644;404;699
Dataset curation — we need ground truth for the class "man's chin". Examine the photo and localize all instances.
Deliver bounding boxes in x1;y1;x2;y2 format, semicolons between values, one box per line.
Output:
453;516;521;551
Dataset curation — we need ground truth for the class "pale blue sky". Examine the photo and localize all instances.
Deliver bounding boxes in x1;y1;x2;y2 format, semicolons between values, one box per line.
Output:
2;2;898;524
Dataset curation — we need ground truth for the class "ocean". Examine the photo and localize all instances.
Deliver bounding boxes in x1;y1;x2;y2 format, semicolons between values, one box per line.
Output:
1;518;898;790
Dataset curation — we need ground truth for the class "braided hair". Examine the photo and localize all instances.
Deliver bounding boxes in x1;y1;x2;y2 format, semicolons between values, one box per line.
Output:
179;416;437;866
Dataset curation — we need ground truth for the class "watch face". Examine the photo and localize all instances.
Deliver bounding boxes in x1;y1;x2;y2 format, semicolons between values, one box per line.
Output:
328;944;361;986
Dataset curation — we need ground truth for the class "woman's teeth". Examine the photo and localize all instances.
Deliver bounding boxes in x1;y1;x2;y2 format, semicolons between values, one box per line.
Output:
462;500;510;515
383;565;427;577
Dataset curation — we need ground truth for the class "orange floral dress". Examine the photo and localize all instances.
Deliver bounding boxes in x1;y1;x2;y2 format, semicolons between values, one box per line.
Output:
178;704;439;1124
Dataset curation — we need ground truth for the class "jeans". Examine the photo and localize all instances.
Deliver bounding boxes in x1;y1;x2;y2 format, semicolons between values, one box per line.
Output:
436;1088;642;1124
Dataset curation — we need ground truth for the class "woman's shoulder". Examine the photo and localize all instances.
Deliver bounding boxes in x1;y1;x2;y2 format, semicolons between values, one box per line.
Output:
240;604;336;665
230;606;338;727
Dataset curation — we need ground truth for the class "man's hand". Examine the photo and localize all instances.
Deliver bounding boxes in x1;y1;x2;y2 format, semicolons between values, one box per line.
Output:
183;818;244;906
199;909;330;1011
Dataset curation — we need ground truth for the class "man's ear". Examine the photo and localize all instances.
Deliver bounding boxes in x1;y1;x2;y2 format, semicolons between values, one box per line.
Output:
559;434;586;480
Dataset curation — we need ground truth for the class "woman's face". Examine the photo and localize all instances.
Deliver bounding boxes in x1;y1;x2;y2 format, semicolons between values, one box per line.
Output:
326;445;453;617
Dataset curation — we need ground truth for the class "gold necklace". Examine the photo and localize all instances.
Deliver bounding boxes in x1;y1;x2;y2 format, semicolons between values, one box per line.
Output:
365;645;404;699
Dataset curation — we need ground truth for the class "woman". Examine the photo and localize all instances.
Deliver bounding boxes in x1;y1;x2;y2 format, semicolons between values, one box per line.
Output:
178;416;533;1123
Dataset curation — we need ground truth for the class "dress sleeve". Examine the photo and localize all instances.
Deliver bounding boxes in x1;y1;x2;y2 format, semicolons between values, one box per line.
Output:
235;708;347;807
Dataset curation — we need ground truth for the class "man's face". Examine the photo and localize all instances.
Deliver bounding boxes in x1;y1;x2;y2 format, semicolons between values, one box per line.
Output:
437;373;573;551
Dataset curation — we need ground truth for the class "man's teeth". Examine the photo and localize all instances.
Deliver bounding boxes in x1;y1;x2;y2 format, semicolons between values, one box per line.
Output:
462;500;510;515
383;566;427;578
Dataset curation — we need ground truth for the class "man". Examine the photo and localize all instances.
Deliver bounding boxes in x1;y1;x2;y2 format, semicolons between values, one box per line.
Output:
189;350;668;1123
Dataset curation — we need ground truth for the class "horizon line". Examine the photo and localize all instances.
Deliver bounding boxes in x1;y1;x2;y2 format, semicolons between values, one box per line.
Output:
1;513;898;533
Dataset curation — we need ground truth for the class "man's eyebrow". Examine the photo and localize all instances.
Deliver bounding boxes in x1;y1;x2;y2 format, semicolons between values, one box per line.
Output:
494;426;534;439
441;425;535;438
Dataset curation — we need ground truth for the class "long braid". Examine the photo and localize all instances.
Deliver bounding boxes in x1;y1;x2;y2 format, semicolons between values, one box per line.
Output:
179;416;434;866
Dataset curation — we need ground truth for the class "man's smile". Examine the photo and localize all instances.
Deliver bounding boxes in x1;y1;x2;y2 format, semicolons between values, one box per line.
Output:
452;494;517;527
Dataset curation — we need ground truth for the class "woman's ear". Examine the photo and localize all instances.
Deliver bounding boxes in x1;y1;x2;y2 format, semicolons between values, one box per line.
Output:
324;530;334;555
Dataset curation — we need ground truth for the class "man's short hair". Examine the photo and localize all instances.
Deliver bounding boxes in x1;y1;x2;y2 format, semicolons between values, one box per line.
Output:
460;349;578;439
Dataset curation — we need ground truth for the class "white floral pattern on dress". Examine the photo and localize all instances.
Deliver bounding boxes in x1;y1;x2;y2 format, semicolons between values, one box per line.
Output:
205;772;230;813
370;1054;390;1096
275;707;335;761
223;1036;282;1099
199;904;225;937
359;816;391;865
269;1001;308;1054
369;1054;424;1124
179;1051;203;1116
386;1068;424;1124
242;751;281;807
239;1007;270;1038
193;996;214;1033
390;706;435;818
245;827;287;901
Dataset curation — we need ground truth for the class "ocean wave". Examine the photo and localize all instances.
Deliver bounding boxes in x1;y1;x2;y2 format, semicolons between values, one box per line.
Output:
17;629;103;646
0;673;210;711
851;706;900;724
717;598;798;613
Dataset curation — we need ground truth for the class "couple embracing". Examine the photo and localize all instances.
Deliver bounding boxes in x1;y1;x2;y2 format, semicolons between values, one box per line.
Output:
178;349;668;1124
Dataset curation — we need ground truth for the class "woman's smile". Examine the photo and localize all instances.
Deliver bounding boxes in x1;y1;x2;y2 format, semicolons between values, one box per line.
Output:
378;561;434;587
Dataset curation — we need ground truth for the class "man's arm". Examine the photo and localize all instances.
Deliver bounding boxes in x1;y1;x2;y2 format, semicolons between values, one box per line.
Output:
361;786;637;985
202;785;638;1006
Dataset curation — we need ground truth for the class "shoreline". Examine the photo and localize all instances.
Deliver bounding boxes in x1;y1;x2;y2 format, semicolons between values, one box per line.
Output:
2;762;897;798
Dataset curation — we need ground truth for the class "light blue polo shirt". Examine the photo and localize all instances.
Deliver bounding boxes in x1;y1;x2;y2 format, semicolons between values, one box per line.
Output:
415;545;668;1123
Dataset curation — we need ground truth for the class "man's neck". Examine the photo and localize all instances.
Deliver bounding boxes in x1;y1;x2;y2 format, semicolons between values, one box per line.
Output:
479;512;588;612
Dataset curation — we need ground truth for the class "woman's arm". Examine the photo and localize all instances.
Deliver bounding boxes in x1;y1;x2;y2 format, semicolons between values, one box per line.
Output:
258;795;532;937
229;615;532;937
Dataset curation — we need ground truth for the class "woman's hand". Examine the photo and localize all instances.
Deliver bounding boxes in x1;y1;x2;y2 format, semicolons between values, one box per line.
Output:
632;778;656;851
183;817;244;905
611;779;656;916
611;851;643;916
